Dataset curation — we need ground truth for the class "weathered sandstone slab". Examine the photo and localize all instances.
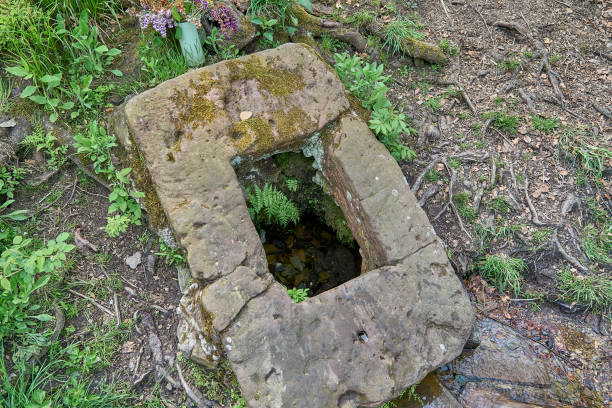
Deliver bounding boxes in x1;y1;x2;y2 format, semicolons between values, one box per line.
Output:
110;43;474;408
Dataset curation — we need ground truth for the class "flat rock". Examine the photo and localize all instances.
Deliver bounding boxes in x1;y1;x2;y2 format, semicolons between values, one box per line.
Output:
125;251;142;270
111;43;474;408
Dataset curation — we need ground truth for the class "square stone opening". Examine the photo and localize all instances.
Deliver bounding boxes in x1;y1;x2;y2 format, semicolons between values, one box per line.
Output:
111;43;474;408
234;151;363;296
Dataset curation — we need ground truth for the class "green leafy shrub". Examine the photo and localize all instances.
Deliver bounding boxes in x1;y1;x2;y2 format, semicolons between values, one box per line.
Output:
334;52;416;161
287;287;309;303
21;123;68;170
557;268;611;314
0;233;75;345
74;122;144;236
247;184;300;228
476;254;525;296
155;238;186;266
531;115;559;133
0;0;49;53
484;111;520;135
5;11;121;122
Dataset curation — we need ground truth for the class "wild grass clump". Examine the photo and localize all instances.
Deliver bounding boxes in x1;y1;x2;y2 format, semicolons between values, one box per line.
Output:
557;268;612;315
383;16;425;56
558;126;611;181
476;254;525;296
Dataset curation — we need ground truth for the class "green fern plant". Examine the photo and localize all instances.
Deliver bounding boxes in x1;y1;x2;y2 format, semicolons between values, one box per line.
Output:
247;183;299;228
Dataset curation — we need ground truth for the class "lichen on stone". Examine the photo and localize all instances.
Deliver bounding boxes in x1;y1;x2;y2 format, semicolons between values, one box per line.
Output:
226;55;304;98
301;132;324;172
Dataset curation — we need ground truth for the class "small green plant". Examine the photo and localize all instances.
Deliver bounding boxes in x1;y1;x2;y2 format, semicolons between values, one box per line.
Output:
477;254;525;296
550;53;561;64
380;384;422;407
485;111;520;135
320;34;344;53
285;177;298;192
383;16;425;56
531;115;559;134
102;214;130;238
21;123;68;170
440;38;458;56
73;122;144;236
0;233;75;346
251;15;282;47
447;157;460;170
557;268;611;314
486;197;513;214
287;287;309;303
0;166;26;201
155;238;186;265
531;228;553;245
522;50;534;58
0;77;13;112
497;58;521;72
424;168;439;182
558;126;611;180
453;192;477;222
247;183;300;228
334;52;416;161
424;96;441;113
138;32;187;88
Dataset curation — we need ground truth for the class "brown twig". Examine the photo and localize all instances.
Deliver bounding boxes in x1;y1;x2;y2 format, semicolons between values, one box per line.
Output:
481;118;493;138
61;175;78;209
113;292;121;326
69;156;111;191
68;289;114;316
489;155;497;187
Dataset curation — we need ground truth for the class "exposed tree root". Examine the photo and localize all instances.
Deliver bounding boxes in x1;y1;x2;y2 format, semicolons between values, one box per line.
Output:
523;178;546;226
553;227;589;274
412;155;440;193
493;21;564;104
176;362;221;408
293;4;447;64
518;88;536;113
442;158;472;240
291;4;367;52
593;103;612;120
418;185;439;207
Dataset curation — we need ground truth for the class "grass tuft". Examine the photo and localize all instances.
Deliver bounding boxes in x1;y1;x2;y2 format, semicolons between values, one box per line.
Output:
557;268;612;314
477;254;525;296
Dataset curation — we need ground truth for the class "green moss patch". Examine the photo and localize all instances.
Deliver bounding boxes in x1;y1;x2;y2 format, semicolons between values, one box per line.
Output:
226;56;304;98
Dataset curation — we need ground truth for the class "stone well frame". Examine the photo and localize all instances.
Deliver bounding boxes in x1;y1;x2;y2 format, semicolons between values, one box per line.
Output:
110;43;474;408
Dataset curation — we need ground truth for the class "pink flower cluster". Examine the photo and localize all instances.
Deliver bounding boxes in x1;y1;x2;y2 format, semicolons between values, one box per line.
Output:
129;0;238;39
195;0;238;37
131;8;177;38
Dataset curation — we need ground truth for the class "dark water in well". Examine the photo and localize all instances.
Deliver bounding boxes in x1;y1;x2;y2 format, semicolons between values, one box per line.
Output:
262;214;362;296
